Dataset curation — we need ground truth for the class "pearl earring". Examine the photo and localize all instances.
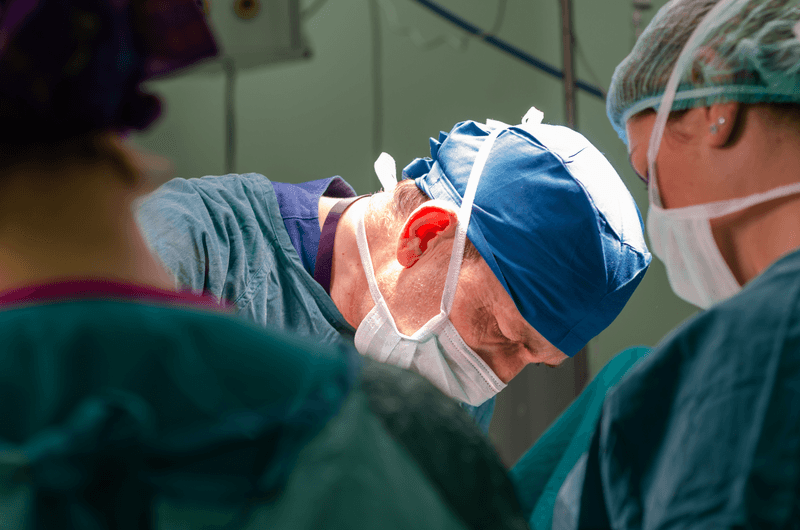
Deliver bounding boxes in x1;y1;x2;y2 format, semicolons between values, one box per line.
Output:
710;116;726;134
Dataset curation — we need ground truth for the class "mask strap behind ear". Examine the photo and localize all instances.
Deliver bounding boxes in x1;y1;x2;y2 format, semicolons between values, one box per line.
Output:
440;127;503;316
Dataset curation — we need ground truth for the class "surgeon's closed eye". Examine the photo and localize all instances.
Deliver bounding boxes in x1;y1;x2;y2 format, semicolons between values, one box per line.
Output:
490;320;508;341
473;307;510;344
489;318;519;348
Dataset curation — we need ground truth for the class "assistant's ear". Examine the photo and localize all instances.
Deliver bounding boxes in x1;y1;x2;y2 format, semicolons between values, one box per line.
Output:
705;102;740;148
396;201;458;268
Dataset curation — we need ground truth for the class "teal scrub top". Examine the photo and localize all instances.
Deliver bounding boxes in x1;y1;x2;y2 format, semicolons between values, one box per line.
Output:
0;289;489;529
553;248;800;529
136;173;356;345
0;290;344;525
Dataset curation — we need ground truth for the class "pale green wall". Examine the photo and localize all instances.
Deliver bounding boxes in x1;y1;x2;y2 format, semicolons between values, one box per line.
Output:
132;0;698;379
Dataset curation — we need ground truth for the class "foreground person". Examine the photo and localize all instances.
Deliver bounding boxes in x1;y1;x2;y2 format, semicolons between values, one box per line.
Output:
0;1;528;527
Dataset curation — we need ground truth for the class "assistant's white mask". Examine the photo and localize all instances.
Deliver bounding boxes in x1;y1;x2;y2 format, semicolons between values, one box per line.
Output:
354;128;507;406
645;0;800;309
646;183;800;309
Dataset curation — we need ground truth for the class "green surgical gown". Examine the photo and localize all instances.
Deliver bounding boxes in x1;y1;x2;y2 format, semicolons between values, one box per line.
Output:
511;346;651;530
0;298;527;529
554;248;800;529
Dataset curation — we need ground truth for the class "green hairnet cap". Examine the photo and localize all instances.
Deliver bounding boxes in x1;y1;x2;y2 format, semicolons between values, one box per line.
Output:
607;0;800;145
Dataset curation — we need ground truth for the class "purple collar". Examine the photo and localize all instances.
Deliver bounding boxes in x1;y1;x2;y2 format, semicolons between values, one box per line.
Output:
313;196;367;295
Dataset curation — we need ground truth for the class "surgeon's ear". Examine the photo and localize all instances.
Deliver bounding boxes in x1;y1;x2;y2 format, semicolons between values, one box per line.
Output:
704;102;740;148
396;202;458;268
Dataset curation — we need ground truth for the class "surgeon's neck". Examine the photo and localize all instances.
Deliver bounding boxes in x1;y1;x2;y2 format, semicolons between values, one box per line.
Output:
0;162;175;293
325;194;388;328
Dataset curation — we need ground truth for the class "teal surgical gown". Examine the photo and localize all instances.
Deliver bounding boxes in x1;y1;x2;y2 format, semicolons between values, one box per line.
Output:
0;292;527;529
553;248;800;529
136;173;355;345
510;345;651;530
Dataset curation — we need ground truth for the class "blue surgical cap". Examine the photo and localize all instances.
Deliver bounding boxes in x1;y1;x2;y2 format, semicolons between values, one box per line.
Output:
404;119;651;356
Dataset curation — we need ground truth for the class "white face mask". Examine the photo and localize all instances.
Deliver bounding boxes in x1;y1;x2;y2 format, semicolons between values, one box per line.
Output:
353;128;507;406
647;183;800;309
645;0;800;309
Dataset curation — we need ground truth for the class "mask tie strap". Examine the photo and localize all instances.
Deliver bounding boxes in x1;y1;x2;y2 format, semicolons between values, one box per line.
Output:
355;206;386;307
440;127;504;317
647;0;739;208
374;152;397;193
357;150;397;303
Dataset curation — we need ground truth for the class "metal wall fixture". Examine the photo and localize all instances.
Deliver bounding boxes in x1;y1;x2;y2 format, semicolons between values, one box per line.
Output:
190;0;311;72
560;0;576;129
182;0;313;174
234;0;261;20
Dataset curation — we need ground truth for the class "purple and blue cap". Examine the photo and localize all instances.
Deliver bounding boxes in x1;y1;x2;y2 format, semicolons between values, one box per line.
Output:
0;0;218;143
404;115;651;356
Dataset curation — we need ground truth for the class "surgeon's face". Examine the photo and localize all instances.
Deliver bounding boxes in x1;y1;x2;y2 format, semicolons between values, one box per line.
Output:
449;255;569;382
392;238;568;383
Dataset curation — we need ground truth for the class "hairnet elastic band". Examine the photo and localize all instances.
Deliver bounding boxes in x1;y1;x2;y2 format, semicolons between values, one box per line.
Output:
622;85;782;133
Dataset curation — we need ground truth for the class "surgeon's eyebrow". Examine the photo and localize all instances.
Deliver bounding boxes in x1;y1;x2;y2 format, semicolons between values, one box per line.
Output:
471;306;491;335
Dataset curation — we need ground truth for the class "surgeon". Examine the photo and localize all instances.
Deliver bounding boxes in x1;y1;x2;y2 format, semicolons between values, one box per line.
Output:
551;0;800;528
136;109;653;432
